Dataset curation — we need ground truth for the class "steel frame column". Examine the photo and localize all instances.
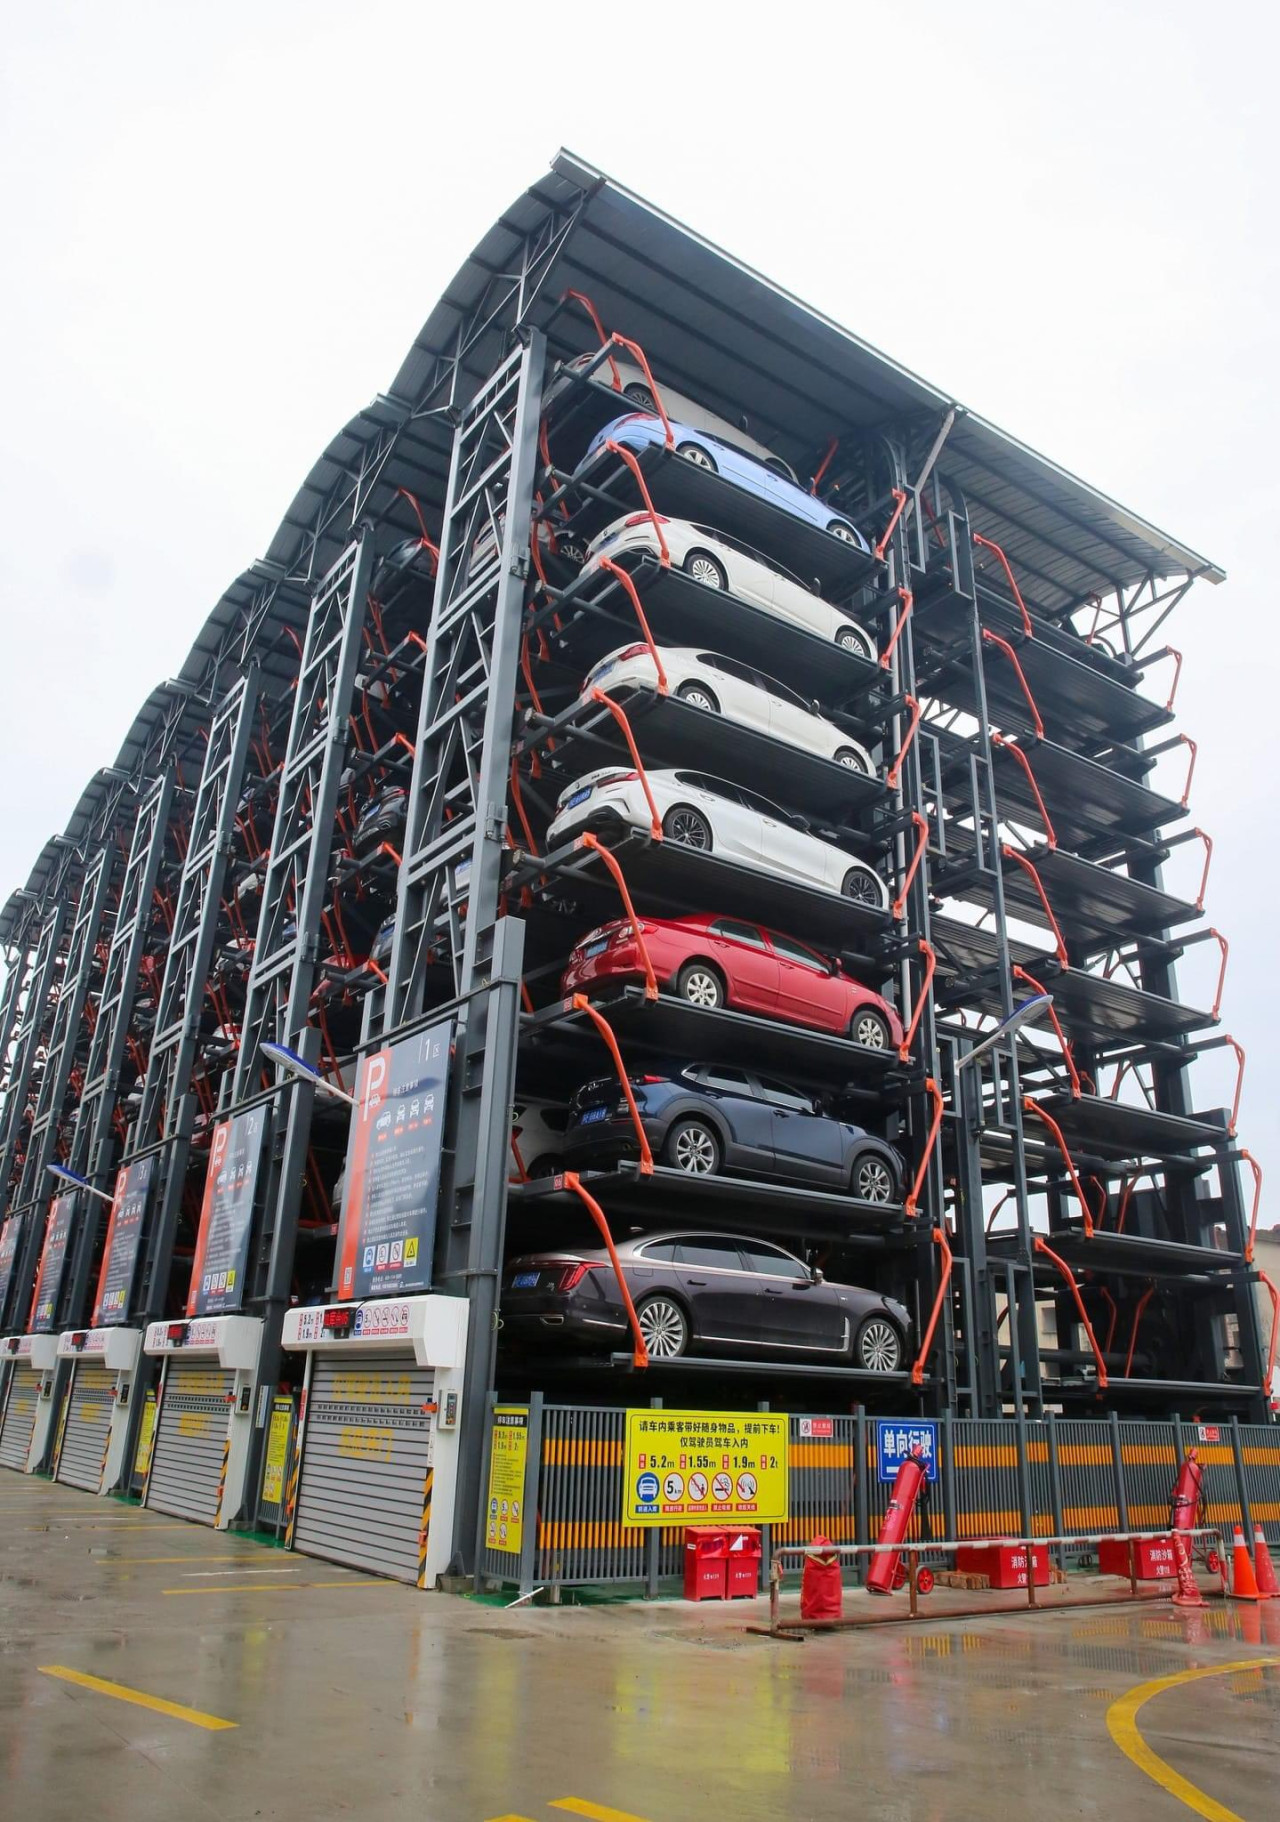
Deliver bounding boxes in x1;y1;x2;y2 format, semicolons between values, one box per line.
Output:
384;332;546;1570
0;903;69;1212
55;772;179;1329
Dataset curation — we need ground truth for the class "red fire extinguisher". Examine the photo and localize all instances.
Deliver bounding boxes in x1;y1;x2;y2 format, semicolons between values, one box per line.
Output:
867;1446;928;1596
1169;1446;1220;1576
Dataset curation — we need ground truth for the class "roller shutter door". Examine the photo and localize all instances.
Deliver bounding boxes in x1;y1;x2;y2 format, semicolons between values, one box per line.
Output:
294;1349;435;1583
0;1364;41;1470
56;1362;114;1491
147;1362;234;1523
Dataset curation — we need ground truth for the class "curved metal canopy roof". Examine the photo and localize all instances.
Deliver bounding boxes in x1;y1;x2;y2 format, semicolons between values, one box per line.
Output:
3;148;1221;947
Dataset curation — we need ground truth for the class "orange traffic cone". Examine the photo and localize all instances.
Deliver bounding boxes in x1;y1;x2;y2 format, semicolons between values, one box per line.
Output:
1252;1526;1278;1599
1229;1525;1263;1601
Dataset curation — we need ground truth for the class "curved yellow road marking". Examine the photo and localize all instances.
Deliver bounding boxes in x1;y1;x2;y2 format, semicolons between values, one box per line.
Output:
1106;1656;1280;1821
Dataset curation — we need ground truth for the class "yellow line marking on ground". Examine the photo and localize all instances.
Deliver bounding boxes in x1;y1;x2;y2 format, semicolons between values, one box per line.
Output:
181;1568;302;1578
484;1815;538;1821
551;1802;653;1822
97;1555;267;1565
1106;1656;1280;1822
162;1578;399;1594
39;1665;237;1731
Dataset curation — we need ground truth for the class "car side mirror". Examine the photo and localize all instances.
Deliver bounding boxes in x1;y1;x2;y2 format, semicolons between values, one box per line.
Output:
790;814;811;833
810;699;822;717
811;1267;825;1284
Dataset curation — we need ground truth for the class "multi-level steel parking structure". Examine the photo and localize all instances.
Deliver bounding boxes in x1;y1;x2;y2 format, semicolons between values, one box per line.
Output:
0;153;1271;1584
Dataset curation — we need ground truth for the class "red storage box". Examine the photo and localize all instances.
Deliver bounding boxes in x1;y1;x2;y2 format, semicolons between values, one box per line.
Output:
1098;1535;1180;1581
684;1527;728;1601
724;1526;762;1598
956;1543;1050;1588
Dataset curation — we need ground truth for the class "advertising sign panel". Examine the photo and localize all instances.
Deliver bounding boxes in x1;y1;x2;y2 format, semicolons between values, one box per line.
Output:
92;1156;157;1325
485;1406;529;1555
186;1105;268;1316
333;1020;451;1301
29;1194;78;1332
0;1216;21;1316
624;1409;789;1526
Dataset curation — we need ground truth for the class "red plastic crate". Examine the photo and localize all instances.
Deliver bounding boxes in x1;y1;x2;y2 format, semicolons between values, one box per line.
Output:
955;1543;1050;1588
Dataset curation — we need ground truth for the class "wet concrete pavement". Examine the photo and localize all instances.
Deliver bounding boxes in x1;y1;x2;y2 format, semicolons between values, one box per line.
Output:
2;1476;1278;1821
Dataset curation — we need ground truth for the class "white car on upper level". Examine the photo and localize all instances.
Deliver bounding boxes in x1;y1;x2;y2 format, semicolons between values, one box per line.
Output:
545;766;887;909
580;645;876;776
585;514;878;662
554;351;798;480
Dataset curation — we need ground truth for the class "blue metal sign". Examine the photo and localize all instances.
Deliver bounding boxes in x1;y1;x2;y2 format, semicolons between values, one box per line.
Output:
876;1419;939;1483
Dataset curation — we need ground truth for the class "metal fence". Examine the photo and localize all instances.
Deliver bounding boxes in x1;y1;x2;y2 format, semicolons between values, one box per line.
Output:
477;1399;1280;1596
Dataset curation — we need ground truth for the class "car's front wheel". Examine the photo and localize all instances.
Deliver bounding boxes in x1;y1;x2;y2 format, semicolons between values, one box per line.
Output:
624;383;657;411
855;1314;903;1373
827;520;861;545
850;1008;892;1051
835;745;871;774
677;679;720;713
835;625;877;661
842;864;886;908
678;441;717;472
664;1117;722;1176
526;1154;563;1179
683;549;727;590
635;1294;690;1359
851;1150;897;1204
675;961;725;1009
663;804;713;851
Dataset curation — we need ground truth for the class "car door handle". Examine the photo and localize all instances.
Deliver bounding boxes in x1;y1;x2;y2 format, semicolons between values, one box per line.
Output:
764;1286;784;1296
684;1277;707;1286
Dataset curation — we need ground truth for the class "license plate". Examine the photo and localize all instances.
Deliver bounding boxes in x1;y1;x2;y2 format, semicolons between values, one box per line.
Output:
591;662;615;684
584;938;609;957
511;1272;540;1289
579;1105;609;1124
565;786;591;810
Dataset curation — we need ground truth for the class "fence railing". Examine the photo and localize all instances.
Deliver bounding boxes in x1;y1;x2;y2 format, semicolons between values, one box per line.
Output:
476;1399;1280;1596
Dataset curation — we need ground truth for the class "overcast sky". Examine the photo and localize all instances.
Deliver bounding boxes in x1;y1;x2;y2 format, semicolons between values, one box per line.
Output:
1;1;1276;1158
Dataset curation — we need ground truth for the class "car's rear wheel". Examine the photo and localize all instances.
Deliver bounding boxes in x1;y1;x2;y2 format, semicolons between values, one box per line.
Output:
850;1008;892;1051
851;1151;897;1204
827;520;860;545
663;804;713;851
835;745;871;774
664;1117;721;1176
526;1154;563;1179
835;625;877;661
635;1294;690;1359
683;549;727;590
677;680;720;713
855;1314;903;1373
624;383;657;411
678;441;717;472
842;864;886;908
676;961;725;1010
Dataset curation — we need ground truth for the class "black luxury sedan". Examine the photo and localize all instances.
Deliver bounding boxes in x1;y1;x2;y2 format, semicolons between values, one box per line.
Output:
501;1230;912;1368
562;1062;904;1203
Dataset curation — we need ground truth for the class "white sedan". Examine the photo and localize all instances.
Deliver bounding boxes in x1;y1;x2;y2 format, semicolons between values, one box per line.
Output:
586;514;878;661
555;352;797;479
546;766;887;909
581;644;876;775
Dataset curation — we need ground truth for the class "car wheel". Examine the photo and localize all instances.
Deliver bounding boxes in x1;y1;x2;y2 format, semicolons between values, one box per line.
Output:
635;1294;690;1359
683;549;728;590
664;1117;722;1176
851;1151;897;1204
556;537;586;568
675;961;725;1010
663;804;713;851
835;625;877;661
678;441;717;472
855;1314;903;1373
526;1154;563;1179
835;746;871;774
676;680;720;713
624;383;657;411
850;1008;892;1051
842;864;886;908
827;520;860;545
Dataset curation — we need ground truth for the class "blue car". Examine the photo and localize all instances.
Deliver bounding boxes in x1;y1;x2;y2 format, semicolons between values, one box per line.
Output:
578;413;872;554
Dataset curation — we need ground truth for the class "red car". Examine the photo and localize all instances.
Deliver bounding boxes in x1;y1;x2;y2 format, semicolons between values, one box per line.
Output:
560;912;903;1050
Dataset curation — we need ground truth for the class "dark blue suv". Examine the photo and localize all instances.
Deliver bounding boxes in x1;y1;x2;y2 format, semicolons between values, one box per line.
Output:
563;1062;903;1204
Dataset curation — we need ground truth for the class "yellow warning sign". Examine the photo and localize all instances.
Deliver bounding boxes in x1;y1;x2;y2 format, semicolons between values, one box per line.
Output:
133;1392;157;1478
624;1409;789;1526
261;1398;293;1506
485;1406;528;1555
